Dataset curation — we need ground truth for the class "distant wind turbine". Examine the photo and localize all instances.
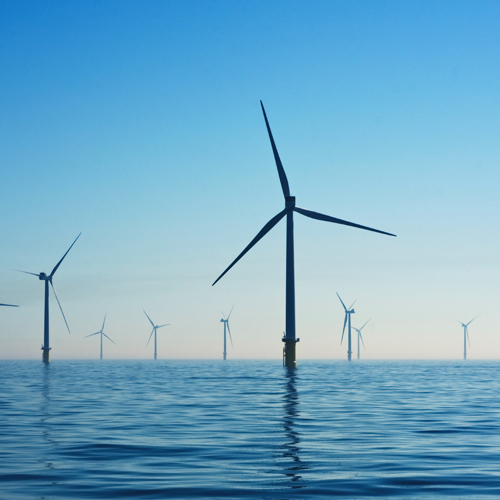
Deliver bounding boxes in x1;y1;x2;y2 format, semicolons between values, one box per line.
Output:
457;315;479;360
0;303;18;307
220;306;234;360
212;102;395;368
144;310;170;360
16;233;81;363
85;314;115;359
337;293;356;361
352;318;371;360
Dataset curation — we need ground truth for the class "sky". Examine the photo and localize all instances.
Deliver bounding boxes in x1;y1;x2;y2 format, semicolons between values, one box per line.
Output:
1;0;500;360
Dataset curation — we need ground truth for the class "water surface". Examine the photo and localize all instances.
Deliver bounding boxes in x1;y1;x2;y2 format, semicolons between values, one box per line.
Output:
1;360;500;499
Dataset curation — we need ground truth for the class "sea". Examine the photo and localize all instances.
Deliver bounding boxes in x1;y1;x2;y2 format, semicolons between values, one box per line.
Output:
1;359;500;499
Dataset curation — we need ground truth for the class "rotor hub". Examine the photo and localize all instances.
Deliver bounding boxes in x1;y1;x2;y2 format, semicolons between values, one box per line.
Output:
285;196;296;209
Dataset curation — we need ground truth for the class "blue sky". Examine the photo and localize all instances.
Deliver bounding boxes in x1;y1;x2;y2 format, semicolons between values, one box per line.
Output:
1;0;499;360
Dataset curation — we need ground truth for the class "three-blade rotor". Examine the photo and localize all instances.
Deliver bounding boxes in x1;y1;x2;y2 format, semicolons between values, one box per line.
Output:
143;310;170;347
338;293;356;345
212;102;396;288
85;314;115;344
15;233;81;335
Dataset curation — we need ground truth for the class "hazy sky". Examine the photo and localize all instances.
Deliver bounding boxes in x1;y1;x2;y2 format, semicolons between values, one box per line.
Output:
1;0;499;360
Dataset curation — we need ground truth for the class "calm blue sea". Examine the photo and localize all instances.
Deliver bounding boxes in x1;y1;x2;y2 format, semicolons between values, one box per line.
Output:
1;360;500;499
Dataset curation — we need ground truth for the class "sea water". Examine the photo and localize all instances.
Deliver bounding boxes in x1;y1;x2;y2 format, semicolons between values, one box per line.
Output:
1;359;500;499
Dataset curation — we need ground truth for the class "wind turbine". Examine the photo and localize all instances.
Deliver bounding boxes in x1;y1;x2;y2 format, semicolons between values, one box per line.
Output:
352;318;371;360
220;306;234;360
85;314;115;359
212;102;396;368
457;315;479;360
144;310;170;360
16;233;81;363
0;303;18;307
338;293;356;361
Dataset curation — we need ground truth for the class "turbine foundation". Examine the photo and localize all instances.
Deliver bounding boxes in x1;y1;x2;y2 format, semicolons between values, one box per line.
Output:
283;338;298;368
42;347;51;364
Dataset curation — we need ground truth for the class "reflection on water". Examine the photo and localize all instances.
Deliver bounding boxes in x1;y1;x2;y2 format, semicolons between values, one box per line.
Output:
280;369;307;488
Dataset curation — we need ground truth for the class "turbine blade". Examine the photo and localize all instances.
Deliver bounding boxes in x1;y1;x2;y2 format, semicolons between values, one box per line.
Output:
348;300;357;310
221;310;226;320
103;333;116;345
102;314;106;331
467;314;480;326
0;303;19;307
146;328;154;347
50;281;71;334
260;101;290;198
227;305;234;320
212;209;287;286
85;332;100;338
143;310;155;328
360;318;371;331
341;314;347;344
50;233;81;277
157;324;171;328
360;331;365;349
467;330;471;348
227;322;233;346
336;292;347;312
15;270;40;277
294;207;396;237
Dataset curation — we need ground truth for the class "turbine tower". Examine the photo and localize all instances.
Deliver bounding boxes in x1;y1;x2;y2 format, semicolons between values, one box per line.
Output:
144;310;170;360
17;233;81;363
353;318;370;360
85;314;115;359
220;306;234;360
458;315;479;360
0;303;19;307
212;102;395;368
338;293;356;361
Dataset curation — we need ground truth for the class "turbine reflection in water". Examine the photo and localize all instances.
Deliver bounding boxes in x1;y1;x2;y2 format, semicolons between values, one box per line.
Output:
280;369;307;489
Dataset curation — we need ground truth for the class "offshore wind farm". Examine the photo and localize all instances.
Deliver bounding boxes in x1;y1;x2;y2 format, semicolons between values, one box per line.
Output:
2;2;500;499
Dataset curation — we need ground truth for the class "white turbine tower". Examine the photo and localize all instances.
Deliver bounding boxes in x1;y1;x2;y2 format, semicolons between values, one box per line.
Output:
220;306;234;360
144;310;170;360
337;293;356;361
352;318;370;360
457;315;479;360
85;314;115;359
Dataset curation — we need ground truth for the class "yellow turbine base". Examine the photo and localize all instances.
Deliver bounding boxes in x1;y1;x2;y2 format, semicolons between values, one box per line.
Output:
284;341;296;368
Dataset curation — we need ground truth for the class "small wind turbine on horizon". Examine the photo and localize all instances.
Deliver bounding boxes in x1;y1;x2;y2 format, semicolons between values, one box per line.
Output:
16;233;81;363
457;315;479;360
144;310;170;360
212;101;395;368
85;314;115;359
338;293;356;361
352;318;370;360
220;306;234;360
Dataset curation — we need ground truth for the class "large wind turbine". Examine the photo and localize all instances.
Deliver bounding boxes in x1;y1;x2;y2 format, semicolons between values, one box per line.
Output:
353;318;370;360
144;310;170;360
17;233;81;363
212;102;395;368
85;314;115;359
338;293;356;361
457;315;479;360
220;306;234;360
